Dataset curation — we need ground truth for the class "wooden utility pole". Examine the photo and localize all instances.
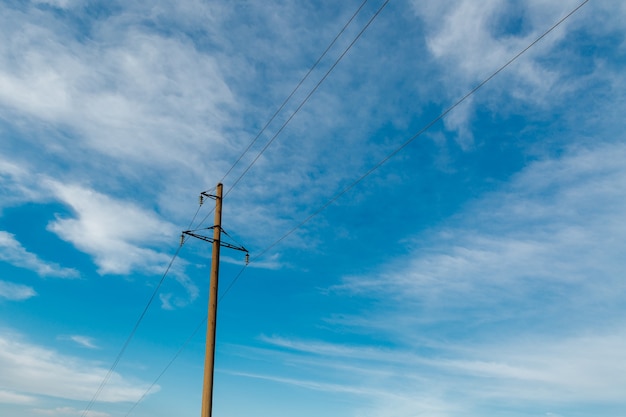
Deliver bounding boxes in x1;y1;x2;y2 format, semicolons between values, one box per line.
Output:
182;183;247;417
201;182;222;417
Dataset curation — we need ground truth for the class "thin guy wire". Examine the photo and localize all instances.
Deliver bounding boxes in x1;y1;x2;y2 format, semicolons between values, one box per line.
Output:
80;243;184;417
121;1;589;414
215;0;591;301
218;0;371;185
193;0;391;230
221;228;247;251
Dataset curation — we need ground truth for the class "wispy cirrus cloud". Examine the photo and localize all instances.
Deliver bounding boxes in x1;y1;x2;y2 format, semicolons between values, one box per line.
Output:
0;389;37;405
0;158;46;212
239;324;626;416
0;232;78;278
0;333;158;403
44;179;200;305
57;335;98;349
0;280;36;301
33;407;110;417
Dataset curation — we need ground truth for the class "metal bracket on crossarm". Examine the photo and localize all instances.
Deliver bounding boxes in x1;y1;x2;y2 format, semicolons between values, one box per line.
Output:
182;227;248;254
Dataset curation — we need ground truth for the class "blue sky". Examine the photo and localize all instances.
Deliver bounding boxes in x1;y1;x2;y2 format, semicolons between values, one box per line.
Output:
1;0;626;416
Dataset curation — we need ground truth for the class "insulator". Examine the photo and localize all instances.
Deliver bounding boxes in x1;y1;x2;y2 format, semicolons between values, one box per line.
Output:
245;253;250;265
199;194;204;205
180;234;185;245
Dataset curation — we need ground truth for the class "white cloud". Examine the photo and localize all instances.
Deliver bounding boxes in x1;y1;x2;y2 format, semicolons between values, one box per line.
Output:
0;158;46;211
0;231;79;278
226;369;402;399
46;181;177;275
0;280;37;301
159;293;174;310
69;335;97;349
0;0;396;254
33;407;110;417
0;334;158;403
58;335;98;350
409;0;588;144
0;389;37;405
31;0;83;9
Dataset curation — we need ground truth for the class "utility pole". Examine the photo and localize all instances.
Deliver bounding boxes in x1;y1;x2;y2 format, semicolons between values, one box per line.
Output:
182;183;248;417
202;182;222;417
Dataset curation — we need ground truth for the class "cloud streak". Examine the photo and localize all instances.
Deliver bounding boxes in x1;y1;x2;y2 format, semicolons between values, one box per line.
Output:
0;389;37;405
246;324;626;415
33;407;110;417
0;333;158;403
0;280;36;301
0;232;78;278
